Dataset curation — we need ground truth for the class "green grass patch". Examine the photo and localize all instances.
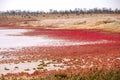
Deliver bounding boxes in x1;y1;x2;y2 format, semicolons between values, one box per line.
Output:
4;67;9;71
1;68;120;80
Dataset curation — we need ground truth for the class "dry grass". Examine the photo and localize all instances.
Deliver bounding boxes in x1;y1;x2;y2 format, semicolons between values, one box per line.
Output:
0;14;120;33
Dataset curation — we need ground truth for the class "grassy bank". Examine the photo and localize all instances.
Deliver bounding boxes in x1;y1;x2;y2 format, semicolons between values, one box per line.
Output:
1;68;120;80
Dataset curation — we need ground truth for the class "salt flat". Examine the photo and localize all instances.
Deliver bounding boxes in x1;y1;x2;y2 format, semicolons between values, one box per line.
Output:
0;28;110;52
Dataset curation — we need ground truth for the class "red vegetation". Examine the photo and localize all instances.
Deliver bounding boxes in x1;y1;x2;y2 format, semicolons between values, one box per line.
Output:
23;28;120;41
0;27;120;77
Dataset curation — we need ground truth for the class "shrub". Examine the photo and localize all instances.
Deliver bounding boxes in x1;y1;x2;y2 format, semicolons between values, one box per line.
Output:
95;20;115;25
4;67;9;71
24;69;30;71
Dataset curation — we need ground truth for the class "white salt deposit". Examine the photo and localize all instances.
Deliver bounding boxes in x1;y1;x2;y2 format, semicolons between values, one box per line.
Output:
0;28;110;52
0;55;3;60
116;57;120;60
0;60;69;75
0;29;30;36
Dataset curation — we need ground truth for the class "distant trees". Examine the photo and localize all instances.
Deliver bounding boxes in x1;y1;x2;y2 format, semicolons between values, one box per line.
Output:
0;8;120;16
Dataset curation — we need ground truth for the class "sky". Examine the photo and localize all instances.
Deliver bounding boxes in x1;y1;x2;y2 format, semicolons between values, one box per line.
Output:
0;0;120;11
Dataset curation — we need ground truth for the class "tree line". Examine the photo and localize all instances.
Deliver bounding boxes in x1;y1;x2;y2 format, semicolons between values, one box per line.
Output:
0;8;120;16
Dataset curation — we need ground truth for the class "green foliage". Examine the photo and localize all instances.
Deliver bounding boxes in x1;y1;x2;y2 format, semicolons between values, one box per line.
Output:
32;68;120;80
0;68;120;80
4;67;9;71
